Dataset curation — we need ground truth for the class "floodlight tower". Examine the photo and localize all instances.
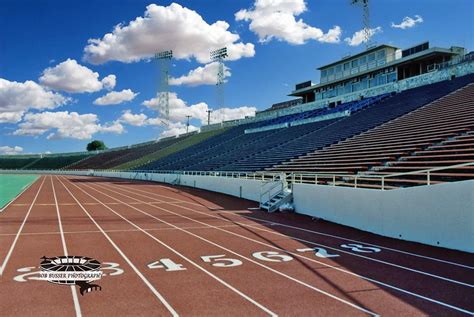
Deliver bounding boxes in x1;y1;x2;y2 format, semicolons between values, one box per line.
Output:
210;47;228;124
155;50;173;125
351;0;370;49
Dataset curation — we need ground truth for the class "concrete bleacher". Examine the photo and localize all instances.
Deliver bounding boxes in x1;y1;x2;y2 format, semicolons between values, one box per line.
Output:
0;153;93;170
222;76;472;172
252;94;389;130
0;157;41;170
269;79;474;188
28;153;93;170
140;96;389;172
68;135;191;170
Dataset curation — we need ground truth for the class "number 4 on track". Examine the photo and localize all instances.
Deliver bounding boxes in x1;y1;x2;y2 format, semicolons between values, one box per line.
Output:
148;259;186;271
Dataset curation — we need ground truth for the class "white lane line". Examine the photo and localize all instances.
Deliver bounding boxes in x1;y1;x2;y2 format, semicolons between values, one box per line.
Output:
51;176;82;317
61;177;277;317
113;180;474;270
78;180;379;316
0;224;247;237
0;176;40;213
56;178;179;317
0;177;46;276
100;181;473;288
92;180;474;316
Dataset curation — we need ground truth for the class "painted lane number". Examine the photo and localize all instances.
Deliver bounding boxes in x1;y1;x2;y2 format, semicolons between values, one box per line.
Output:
296;247;340;258
252;251;293;262
201;255;242;268
148;258;186;271
340;243;381;253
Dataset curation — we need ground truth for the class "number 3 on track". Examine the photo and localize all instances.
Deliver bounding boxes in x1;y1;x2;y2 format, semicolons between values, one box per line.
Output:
340;243;381;253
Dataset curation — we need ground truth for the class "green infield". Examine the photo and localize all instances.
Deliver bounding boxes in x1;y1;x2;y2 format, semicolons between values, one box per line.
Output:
0;174;38;210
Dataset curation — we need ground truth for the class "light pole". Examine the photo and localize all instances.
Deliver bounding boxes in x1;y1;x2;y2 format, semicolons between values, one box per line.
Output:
155;50;173;125
185;115;192;133
210;47;228;124
206;109;213;126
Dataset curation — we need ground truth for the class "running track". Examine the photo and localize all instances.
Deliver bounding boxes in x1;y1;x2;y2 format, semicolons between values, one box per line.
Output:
0;175;473;316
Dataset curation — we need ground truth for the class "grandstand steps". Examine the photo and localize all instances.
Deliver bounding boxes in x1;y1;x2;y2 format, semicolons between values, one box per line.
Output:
0;157;40;170
268;75;474;188
122;128;228;171
62;153;96;170
260;191;293;213
21;157;42;170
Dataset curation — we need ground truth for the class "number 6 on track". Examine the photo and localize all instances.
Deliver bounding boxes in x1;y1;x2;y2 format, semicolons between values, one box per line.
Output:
201;255;242;268
252;251;293;262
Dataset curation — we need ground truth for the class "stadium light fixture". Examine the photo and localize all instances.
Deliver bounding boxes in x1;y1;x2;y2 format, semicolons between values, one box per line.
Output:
206;109;213;126
210;47;228;124
155;50;173;127
351;0;371;49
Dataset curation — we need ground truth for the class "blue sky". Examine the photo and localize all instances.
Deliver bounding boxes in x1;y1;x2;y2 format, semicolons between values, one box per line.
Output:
0;0;472;154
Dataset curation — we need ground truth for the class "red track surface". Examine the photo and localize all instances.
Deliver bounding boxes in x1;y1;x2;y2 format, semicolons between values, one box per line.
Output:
0;175;473;316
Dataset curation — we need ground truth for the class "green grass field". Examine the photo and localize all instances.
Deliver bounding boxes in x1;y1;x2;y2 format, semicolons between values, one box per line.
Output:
0;174;38;210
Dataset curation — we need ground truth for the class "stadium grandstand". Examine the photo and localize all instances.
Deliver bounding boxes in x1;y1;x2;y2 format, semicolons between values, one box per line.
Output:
1;40;473;251
2;42;473;184
3;0;474;314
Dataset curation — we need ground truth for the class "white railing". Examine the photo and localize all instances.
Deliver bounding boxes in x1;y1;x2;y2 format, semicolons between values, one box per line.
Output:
259;173;287;207
1;162;473;190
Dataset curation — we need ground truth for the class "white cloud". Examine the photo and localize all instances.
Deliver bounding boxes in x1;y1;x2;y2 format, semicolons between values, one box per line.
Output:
39;59;116;93
143;92;208;123
0;78;69;123
170;62;231;87
344;27;382;46
391;15;424;29
118;109;198;138
83;3;255;64
0;146;23;155
93;89;138;105
119;110;149;126
13;111;124;140
142;92;256;125
0;111;24;123
101;74;117;90
159;121;199;138
235;0;341;45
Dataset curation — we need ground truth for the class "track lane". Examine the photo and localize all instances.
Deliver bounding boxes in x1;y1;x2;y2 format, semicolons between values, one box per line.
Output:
50;176;81;316
0;176;77;316
110;178;474;270
58;176;279;316
86;176;474;316
67;176;383;316
104;177;474;279
54;176;181;316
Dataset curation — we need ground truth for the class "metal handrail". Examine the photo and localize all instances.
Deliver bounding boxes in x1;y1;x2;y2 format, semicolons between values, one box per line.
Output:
2;161;473;190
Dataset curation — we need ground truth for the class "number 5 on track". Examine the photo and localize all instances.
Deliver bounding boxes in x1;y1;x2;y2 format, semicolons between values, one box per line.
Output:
201;255;242;268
